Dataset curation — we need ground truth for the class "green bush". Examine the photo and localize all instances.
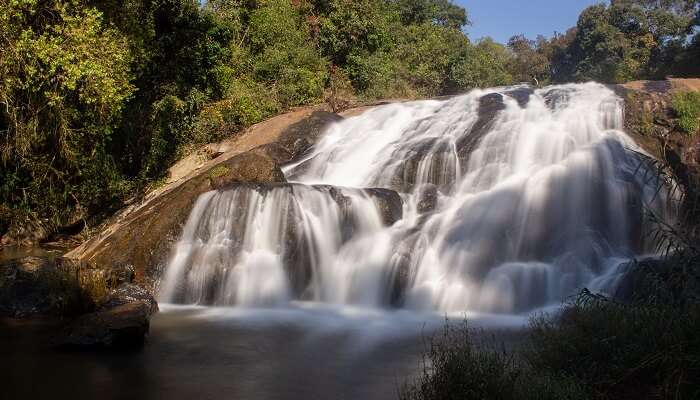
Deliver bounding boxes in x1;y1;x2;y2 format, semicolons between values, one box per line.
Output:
403;292;700;400
0;0;134;234
672;91;700;134
527;293;700;399
400;321;589;400
194;78;280;143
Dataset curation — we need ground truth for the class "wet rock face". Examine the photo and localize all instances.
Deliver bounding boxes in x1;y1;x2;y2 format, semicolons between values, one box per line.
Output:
416;184;439;214
364;188;403;226
456;92;506;167
253;111;343;166
504;86;534;108
542;87;574;110
274;111;344;164
620;87;700;223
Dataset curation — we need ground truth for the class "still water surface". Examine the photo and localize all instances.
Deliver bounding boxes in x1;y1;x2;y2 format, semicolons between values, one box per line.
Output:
3;304;525;400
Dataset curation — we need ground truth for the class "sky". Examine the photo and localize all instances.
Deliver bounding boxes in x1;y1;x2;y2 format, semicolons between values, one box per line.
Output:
457;0;606;43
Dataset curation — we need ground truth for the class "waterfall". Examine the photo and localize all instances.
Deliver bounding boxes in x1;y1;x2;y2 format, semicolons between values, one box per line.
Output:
160;83;673;314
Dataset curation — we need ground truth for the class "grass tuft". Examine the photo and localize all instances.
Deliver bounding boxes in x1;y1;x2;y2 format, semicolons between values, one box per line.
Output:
671;91;700;134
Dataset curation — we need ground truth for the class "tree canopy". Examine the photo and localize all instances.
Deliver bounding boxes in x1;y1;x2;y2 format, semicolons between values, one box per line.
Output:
1;0;699;241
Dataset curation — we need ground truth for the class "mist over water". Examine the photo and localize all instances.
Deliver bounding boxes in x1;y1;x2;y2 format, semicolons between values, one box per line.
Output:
160;82;672;316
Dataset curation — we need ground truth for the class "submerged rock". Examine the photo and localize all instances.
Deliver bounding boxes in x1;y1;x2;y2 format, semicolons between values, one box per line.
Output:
56;282;158;349
58;300;155;349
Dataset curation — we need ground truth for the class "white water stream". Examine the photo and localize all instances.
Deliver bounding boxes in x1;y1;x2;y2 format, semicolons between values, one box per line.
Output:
160;83;672;315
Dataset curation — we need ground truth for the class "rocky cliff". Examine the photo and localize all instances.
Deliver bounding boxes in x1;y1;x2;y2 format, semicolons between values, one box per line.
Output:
614;78;700;222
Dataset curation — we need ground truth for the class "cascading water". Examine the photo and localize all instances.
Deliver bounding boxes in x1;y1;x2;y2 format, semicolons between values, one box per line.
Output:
159;82;673;314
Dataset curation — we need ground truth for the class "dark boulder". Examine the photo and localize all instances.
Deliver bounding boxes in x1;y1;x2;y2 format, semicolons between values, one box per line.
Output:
57;282;158;349
0;257;97;317
416;184;439;214
58;301;154;349
456;93;506;167
252;111;342;166
504;86;534;108
274;111;343;164
365;188;404;226
208;152;286;190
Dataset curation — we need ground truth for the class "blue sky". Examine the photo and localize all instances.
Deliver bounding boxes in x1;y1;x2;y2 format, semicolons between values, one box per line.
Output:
457;0;606;43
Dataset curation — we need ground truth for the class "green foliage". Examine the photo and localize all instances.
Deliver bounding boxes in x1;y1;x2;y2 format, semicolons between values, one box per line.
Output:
507;35;551;85
247;0;328;106
393;0;469;29
400;321;589;400
543;0;700;83
316;0;399;65
449;38;514;91
402;288;700;400
527;293;700;399
672;91;700;134
0;0;134;233
209;165;231;179
195;78;280;142
14;0;698;243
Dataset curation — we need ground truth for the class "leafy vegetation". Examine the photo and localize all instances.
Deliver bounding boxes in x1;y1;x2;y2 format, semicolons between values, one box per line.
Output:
1;0;699;243
401;320;589;400
402;287;700;400
672;91;700;134
402;147;700;400
508;0;700;84
0;0;517;242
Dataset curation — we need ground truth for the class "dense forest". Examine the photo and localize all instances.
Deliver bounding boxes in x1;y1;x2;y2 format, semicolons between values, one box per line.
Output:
1;0;699;242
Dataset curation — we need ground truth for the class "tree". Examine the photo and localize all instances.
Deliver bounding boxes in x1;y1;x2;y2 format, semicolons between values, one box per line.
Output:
448;38;514;90
546;0;700;83
393;0;470;29
0;0;134;232
507;35;551;85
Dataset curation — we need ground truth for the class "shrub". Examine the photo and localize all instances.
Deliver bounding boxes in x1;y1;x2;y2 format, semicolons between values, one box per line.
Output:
326;66;356;112
400;321;589;400
194;78;280;143
527;292;700;399
0;0;134;235
672;91;700;134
